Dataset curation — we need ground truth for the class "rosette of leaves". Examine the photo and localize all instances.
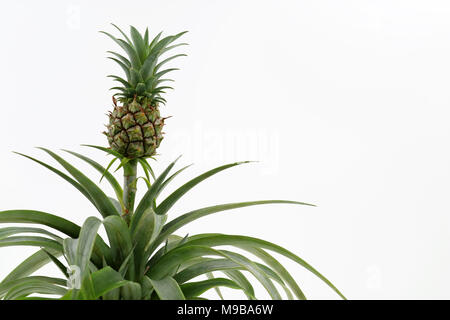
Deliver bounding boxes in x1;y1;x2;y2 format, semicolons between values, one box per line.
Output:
0;147;345;300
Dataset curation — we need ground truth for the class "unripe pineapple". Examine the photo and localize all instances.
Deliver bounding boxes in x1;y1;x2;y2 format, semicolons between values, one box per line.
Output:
102;24;187;158
106;98;164;158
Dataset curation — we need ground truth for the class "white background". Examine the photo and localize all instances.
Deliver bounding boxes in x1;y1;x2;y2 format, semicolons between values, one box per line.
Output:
1;0;450;299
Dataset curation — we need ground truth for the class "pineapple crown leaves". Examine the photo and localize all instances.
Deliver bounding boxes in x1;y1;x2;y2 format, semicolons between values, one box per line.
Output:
100;24;188;104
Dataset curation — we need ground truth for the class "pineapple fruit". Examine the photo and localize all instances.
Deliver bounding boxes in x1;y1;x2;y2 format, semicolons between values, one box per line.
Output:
102;25;187;158
106;98;164;158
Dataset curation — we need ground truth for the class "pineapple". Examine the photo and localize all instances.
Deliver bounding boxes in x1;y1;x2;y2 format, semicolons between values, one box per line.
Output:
102;25;187;158
0;24;345;301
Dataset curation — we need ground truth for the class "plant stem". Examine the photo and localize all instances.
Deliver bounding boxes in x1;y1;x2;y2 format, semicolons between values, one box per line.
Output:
123;159;137;223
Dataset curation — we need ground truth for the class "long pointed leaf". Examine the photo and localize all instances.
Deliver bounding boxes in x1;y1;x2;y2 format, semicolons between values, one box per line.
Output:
81;145;123;159
147;245;281;299
120;281;142;300
223;270;256;300
42;249;69;278
103;216;135;280
0;236;62;251
13;152;96;209
181;278;240;299
155;162;251;216
0;227;62;241
62;150;123;205
0;210;110;267
0;210;80;238
185;234;346;299
245;246;304;300
149;276;185;300
4;279;67;300
38;148;120;218
132;156;181;232
90;266;128;299
173;259;240;284
206;272;224;300
75;217;103;275
149;200;313;255
0;276;66;298
1;249;62;284
132;208;157;280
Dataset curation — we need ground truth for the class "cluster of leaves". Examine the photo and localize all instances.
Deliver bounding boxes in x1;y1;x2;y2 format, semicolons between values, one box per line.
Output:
0;147;345;300
101;24;187;104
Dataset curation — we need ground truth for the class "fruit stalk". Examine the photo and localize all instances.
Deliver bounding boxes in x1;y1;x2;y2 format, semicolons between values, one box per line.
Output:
123;159;137;222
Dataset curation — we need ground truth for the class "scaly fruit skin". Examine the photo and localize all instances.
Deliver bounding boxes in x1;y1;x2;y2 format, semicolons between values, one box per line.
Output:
106;98;164;158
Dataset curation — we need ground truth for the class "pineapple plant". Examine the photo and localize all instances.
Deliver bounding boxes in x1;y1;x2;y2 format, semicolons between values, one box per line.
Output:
0;25;345;300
